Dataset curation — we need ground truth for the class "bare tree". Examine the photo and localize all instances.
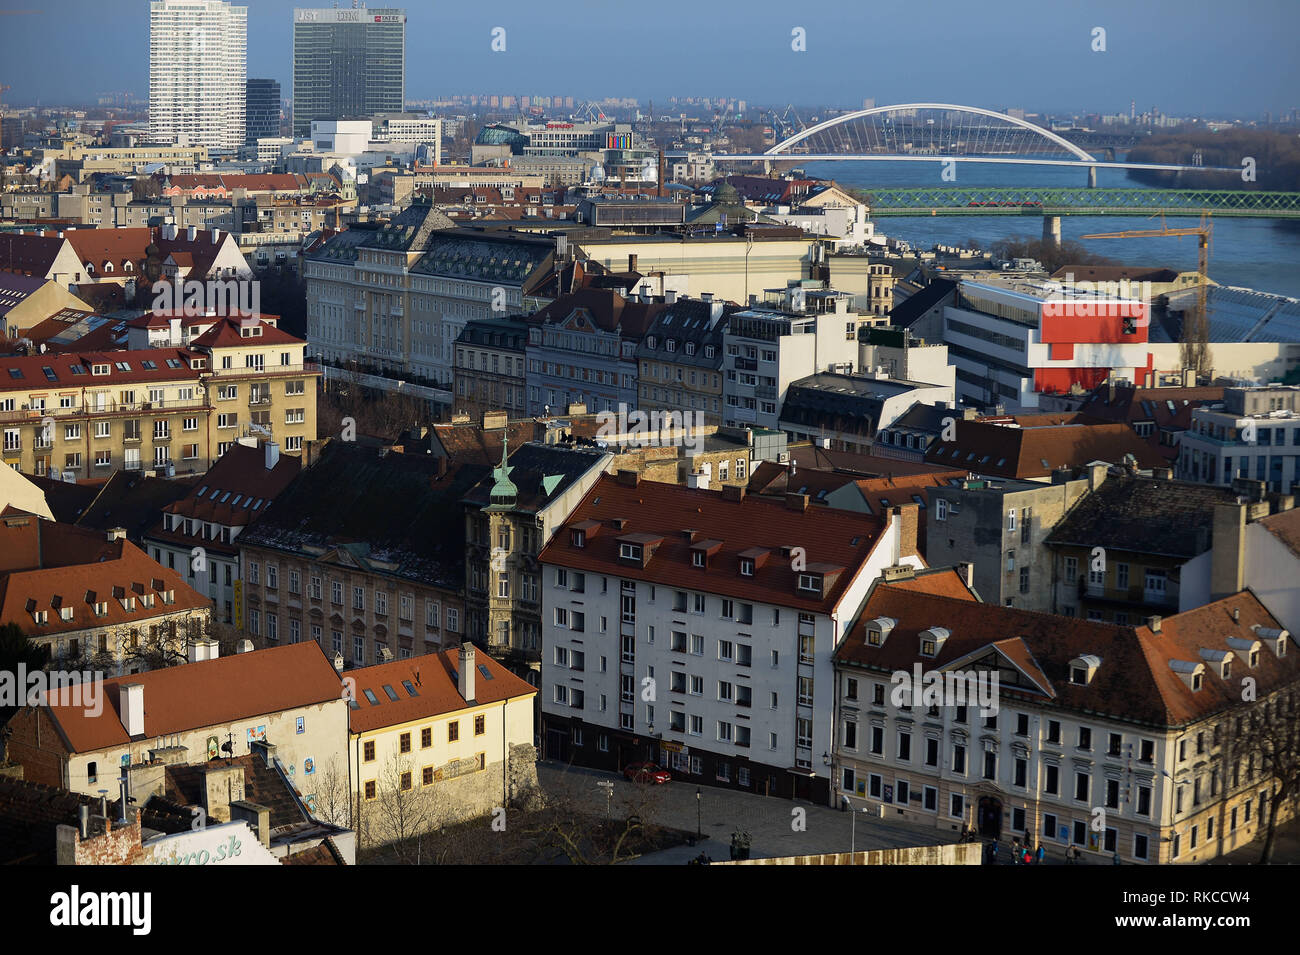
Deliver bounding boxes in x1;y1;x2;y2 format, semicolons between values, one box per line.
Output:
1233;686;1300;863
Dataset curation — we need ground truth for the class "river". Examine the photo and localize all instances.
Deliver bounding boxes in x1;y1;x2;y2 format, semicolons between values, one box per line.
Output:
803;159;1300;299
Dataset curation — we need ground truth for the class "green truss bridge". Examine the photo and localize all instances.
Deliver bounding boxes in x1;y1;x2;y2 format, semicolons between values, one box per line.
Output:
862;187;1300;218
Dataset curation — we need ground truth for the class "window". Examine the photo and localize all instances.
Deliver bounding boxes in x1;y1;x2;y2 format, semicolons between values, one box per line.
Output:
475;715;485;736
448;721;460;742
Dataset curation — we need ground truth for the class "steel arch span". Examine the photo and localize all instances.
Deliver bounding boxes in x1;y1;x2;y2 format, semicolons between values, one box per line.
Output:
764;103;1097;161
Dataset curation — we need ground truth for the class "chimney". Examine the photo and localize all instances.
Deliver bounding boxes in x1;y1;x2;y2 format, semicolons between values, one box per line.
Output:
617;469;641;487
333;651;344;671
1210;501;1248;600
78;804;90;840
1147;615;1162;633
1182;367;1195;388
229;800;271;848
236;638;254;654
891;503;920;560
249;739;276;769
1087;463;1108;491
187;638;218;663
211;228;221;244
956;561;975;589
785;492;809;511
186;225;197;241
458;643;476;704
665;288;677;305
628;253;638;273
264;441;280;470
722;484;746;502
119;683;144;737
701;291;713;304
1232;607;1240;623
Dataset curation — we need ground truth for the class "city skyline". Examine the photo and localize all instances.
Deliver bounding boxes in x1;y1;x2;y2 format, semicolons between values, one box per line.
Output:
0;0;1295;117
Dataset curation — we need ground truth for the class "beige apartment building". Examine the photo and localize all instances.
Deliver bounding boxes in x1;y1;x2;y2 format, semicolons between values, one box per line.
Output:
345;646;537;841
0;515;210;672
0;318;318;478
833;571;1300;864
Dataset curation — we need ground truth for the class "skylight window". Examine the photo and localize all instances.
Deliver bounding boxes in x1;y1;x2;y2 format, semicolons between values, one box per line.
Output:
478;664;494;680
382;684;400;702
362;688;380;705
69;365;85;375
141;360;157;370
402;680;419;697
42;366;57;381
197;485;208;496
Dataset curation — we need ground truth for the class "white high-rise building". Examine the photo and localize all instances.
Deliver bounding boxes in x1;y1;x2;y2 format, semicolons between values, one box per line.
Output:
149;0;247;152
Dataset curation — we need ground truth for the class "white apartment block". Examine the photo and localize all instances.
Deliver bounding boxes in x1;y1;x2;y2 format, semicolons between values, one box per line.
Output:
722;286;862;431
150;0;247;152
538;473;924;801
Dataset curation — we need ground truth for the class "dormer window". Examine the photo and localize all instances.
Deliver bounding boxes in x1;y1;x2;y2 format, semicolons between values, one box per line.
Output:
647;336;657;348
1068;654;1102;686
1169;659;1205;692
666;340;677;353
620;542;643;562
1199;648;1233;680
865;616;896;647
739;558;754;577
797;573;820;593
571;529;586;548
919;627;950;657
692;550;705;568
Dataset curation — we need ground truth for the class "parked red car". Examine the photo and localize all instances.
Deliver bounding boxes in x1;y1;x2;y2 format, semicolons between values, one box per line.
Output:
623;762;672;784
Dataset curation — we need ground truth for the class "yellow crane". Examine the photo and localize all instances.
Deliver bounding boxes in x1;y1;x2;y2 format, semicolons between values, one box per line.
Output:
1082;212;1213;376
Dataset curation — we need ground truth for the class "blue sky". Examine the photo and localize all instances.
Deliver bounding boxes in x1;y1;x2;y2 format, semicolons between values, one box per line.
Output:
2;0;1297;115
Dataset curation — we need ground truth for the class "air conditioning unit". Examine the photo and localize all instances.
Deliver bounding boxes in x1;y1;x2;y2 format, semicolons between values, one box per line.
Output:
61;470;76;482
778;452;790;464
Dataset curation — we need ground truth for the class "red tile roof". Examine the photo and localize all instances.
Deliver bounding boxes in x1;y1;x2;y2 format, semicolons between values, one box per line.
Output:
836;584;1299;727
0;515;209;639
925;419;1168;479
0;348;200;389
346;647;536;734
1259;507;1300;561
43;642;343;753
539;474;894;612
189;317;304;349
150;444;300;552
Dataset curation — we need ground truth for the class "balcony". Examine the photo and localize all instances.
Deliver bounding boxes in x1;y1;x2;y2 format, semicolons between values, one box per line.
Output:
208;361;321;381
248;394;272;407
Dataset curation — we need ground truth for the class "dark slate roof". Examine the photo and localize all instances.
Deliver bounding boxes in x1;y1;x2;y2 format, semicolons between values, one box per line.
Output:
74;470;199;542
634;298;739;368
304;223;375;264
780;374;936;440
878;401;965;437
237;442;487;590
532;287;667;339
886;278;957;328
0;776;189;865
455;316;531;351
410;230;553;284
1046;474;1238;558
20;473;100;523
462;441;608;514
159;754;308;832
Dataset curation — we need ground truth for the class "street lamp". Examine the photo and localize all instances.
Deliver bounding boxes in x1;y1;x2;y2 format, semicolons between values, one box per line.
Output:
696;787;702;839
596;779;614;820
842;794;868;857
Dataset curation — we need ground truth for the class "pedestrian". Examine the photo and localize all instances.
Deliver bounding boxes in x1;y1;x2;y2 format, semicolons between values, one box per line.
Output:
1023;847;1032;865
990;841;999;862
1036;843;1046;865
1112;851;1121;866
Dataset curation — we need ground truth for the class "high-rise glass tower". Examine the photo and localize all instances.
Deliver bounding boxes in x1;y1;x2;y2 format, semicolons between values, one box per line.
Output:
292;6;406;137
149;0;247;151
246;78;282;144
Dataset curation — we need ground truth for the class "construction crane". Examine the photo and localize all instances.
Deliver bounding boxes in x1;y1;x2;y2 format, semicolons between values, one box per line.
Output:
1082;211;1213;377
